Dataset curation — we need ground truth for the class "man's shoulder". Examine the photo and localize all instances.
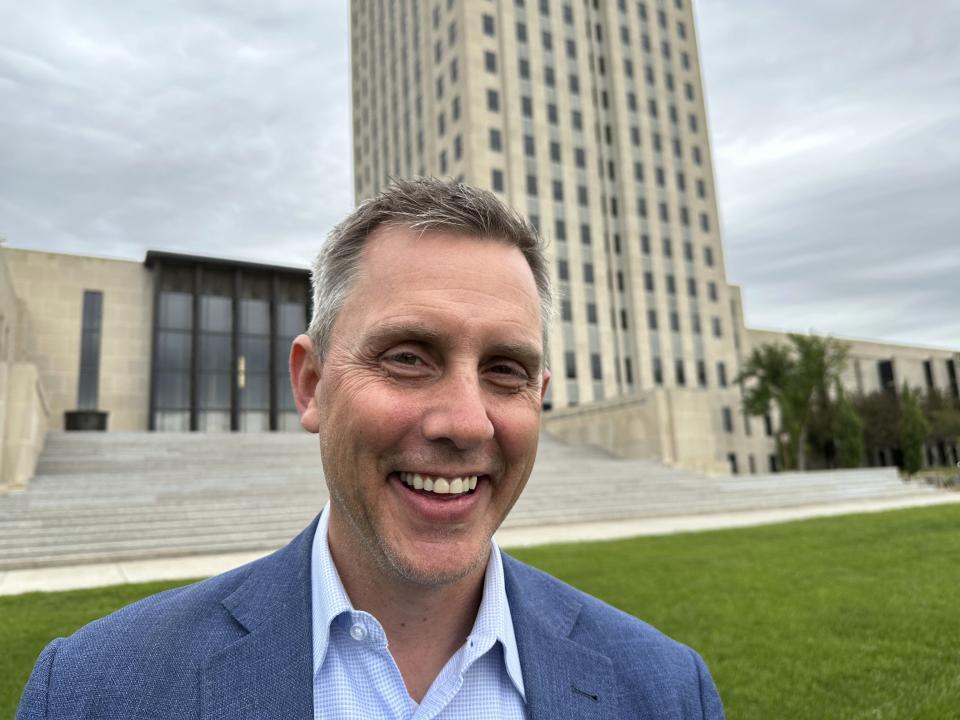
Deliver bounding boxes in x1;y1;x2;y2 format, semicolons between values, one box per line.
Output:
502;552;705;669
38;559;254;694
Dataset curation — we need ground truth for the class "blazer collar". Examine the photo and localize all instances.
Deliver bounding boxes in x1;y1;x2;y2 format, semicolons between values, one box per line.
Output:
200;515;319;720
502;554;624;720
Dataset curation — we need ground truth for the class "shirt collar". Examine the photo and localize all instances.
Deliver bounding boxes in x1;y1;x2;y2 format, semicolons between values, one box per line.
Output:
310;503;525;698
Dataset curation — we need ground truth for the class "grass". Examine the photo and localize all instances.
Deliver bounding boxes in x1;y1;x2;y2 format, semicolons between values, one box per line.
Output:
5;504;960;719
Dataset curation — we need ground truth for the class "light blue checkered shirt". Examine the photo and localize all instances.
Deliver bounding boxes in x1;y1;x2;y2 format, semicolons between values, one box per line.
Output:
310;504;528;719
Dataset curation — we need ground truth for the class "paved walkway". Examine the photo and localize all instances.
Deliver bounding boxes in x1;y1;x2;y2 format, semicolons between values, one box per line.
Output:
3;492;958;596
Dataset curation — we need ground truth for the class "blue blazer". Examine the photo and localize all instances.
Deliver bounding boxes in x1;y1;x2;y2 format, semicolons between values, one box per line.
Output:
18;516;724;719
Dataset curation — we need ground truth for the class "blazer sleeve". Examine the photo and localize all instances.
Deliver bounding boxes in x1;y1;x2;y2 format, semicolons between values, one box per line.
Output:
16;639;62;720
690;647;725;720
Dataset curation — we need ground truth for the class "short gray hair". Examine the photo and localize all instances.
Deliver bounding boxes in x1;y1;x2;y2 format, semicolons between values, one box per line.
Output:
308;177;554;366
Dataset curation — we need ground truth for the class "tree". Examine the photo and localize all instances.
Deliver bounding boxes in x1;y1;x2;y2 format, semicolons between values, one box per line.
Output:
899;383;929;476
832;384;864;468
737;334;850;471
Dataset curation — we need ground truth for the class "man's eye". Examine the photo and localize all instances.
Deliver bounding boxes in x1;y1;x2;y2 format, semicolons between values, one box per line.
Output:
488;362;529;380
386;351;422;366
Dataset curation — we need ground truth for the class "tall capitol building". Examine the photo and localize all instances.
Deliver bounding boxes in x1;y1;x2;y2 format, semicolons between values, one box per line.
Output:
347;0;959;473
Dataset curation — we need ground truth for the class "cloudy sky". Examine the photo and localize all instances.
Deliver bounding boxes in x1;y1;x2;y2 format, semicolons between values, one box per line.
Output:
1;0;958;348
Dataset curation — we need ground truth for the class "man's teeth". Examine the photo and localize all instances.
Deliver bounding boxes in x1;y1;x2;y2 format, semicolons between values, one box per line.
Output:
399;472;478;495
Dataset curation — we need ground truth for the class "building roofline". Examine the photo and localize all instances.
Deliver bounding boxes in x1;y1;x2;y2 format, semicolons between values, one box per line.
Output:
144;250;309;276
746;325;960;355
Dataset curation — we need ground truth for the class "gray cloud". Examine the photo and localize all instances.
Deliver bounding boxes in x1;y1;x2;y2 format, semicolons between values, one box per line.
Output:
2;1;958;349
696;0;960;348
0;0;351;266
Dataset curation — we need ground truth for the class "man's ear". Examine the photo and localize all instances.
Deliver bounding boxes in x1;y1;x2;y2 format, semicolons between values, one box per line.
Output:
540;368;551;407
290;334;322;433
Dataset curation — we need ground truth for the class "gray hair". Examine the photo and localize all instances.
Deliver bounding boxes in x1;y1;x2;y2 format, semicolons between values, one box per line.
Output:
308;177;554;366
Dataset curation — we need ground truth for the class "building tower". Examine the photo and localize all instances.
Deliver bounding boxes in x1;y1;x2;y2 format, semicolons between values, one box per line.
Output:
351;0;751;470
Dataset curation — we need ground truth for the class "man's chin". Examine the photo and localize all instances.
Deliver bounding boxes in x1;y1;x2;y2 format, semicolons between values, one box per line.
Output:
380;536;491;589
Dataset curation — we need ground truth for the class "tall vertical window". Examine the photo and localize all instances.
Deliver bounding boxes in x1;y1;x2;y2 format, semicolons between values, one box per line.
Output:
155;267;194;430
77;290;103;409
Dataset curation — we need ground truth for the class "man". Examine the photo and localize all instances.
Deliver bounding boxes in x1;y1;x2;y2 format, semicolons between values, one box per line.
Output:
18;178;724;719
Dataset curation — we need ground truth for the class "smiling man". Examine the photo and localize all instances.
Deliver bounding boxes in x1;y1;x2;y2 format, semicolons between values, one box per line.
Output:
18;178;724;720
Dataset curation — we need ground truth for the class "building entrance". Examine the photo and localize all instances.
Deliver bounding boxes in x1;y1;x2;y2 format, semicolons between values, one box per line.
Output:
147;252;310;432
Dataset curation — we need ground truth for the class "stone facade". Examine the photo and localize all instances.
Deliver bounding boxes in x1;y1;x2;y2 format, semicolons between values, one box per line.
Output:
3;248;153;432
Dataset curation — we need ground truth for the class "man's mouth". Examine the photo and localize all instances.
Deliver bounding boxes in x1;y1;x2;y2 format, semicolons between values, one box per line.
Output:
398;471;479;496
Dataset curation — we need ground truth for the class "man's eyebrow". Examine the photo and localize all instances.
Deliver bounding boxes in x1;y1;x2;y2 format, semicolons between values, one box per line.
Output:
486;341;544;370
361;321;444;348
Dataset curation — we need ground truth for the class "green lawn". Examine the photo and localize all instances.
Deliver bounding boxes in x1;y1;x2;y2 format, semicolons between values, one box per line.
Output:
5;504;960;719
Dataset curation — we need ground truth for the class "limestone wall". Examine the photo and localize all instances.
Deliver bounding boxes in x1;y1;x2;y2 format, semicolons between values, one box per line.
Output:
3;248;153;431
0;249;50;492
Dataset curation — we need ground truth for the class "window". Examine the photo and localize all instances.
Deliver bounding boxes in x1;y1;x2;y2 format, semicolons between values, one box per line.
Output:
641;234;651;254
566;38;576;58
586;303;598;324
453;134;462;160
526;174;538;195
552;179;564;201
691;313;701;334
436;76;444;99
722;407;733;433
519;58;530;79
439;149;447;173
583;262;594;284
484;51;497;73
521;95;533;116
670;311;680;331
700;212;710;232
77;290;104;409
717;361;727;387
489;128;502;151
637;198;647;217
547;103;558;124
697;360;707;387
708;281;718;301
580;224;591;245
575;147;586;167
524;134;535;156
569;74;580;94
571;110;583;129
675;359;686;386
689;114;698;133
517;22;527;42
692;145;702;165
555;219;567;241
630;126;641;146
486;89;500;111
712;317;722;338
450;58;459;82
437;112;445;136
704;247;714;266
687;278;697;297
491;169;504;191
697;178;706;198
577;185;588;205
544;66;555;86
653;357;663;385
565;351;577;379
561;300;573;321
728;454;739;475
452;96;460;120
591;353;602;381
644;271;654;291
663;237;672;257
655;166;665;186
558;259;569;280
683;241;693;261
482;14;495;35
647;309;658;329
542;31;553;50
634;162;644;181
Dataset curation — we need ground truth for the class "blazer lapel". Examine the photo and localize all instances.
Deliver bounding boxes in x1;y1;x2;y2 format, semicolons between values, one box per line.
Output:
200;517;319;720
503;556;624;720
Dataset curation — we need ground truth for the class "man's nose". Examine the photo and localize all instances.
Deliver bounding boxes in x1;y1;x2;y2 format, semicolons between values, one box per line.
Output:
421;371;495;450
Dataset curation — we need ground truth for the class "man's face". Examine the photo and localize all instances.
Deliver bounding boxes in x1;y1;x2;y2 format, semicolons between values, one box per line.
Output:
297;226;549;589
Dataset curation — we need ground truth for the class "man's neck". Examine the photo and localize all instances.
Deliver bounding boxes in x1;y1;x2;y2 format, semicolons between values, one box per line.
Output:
326;516;488;702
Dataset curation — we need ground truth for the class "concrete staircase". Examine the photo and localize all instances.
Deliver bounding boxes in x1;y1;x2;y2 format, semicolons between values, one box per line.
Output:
0;431;943;570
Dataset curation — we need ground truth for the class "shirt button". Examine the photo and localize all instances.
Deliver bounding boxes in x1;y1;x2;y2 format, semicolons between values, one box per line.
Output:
349;624;367;642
